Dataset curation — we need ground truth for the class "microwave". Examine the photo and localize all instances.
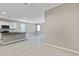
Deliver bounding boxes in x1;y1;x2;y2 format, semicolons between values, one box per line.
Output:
1;25;9;29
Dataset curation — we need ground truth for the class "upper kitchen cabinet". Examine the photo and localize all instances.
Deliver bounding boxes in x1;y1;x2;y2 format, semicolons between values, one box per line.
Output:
10;23;16;29
16;23;26;33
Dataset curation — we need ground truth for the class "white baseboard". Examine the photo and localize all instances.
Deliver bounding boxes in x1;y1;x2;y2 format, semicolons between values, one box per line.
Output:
45;43;79;55
1;38;27;45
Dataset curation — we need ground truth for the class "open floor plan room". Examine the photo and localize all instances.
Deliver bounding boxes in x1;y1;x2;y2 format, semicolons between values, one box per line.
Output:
0;3;79;56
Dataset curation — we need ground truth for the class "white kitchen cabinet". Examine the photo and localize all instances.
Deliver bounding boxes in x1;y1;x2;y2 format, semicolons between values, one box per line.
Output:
0;21;26;33
20;23;26;32
0;33;2;39
16;23;26;33
10;23;16;29
0;21;16;29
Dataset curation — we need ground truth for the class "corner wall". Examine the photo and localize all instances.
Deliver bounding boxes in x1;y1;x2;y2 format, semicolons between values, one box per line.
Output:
42;4;79;51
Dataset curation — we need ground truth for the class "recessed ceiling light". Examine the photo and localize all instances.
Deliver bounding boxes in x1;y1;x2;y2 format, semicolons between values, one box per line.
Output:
23;17;26;19
2;11;6;15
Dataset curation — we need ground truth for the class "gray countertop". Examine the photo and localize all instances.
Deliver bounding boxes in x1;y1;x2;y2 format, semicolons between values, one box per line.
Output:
1;32;26;35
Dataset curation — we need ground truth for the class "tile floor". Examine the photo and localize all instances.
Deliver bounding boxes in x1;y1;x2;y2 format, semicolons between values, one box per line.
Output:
0;33;78;56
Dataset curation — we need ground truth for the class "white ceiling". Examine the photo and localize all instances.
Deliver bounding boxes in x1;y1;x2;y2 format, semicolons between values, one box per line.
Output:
0;3;63;23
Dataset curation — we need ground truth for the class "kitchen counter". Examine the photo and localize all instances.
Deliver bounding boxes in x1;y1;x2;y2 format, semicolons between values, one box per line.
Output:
1;32;26;35
0;32;26;45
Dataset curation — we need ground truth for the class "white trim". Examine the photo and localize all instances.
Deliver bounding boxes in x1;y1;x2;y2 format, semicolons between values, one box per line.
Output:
1;38;27;45
0;17;44;24
45;43;79;55
45;4;64;11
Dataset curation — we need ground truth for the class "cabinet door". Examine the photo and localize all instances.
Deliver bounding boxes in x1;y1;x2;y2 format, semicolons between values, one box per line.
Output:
16;23;26;32
20;23;26;32
0;34;2;39
9;23;16;32
10;23;16;29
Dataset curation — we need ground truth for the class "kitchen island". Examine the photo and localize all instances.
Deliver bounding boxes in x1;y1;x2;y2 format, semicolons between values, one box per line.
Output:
0;32;26;45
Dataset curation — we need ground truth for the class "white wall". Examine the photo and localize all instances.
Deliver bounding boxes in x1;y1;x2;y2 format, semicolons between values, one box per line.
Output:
42;4;79;51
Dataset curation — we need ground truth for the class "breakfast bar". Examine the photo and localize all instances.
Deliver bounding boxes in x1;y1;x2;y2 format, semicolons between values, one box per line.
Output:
0;32;26;45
